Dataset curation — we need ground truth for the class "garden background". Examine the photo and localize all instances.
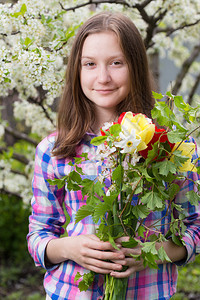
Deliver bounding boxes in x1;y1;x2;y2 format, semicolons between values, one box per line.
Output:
0;0;200;299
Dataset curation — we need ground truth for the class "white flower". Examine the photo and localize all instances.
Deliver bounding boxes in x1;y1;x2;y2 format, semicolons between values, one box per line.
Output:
101;122;114;132
114;128;141;154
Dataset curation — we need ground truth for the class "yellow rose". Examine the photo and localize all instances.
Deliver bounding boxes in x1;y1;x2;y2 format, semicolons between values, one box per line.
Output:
120;112;155;151
170;141;197;172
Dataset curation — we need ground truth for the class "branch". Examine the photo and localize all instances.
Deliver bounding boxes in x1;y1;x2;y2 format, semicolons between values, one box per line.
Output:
11;168;28;178
0;147;30;165
0;188;22;199
59;0;131;12
155;19;200;36
5;126;38;146
0;31;20;36
172;43;200;95
27;86;56;127
144;9;167;48
187;72;200;105
59;0;154;14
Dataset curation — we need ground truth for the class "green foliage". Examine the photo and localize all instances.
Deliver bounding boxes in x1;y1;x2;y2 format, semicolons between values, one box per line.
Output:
0;263;45;300
10;4;27;18
0;193;31;263
74;271;95;292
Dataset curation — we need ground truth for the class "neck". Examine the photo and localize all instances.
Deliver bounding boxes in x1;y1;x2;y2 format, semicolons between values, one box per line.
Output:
91;109;118;135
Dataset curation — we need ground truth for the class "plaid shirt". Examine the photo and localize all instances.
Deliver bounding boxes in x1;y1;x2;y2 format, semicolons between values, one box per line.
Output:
27;132;200;300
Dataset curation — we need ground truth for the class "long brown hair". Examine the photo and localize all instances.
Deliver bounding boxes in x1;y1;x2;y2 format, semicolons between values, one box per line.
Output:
52;12;155;158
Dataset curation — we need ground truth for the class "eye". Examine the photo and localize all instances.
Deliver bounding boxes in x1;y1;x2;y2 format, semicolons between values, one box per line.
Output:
111;61;123;66
86;62;95;67
82;61;96;68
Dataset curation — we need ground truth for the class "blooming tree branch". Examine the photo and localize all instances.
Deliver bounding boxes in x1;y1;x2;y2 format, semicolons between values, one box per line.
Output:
5;126;38;146
172;43;200;95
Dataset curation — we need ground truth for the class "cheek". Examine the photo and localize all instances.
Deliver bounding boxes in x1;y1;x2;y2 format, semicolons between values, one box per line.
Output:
80;70;93;89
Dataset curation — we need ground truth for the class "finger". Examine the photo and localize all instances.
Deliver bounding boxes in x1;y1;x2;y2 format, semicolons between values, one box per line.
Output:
110;267;134;278
83;257;123;272
111;257;134;266
115;236;130;243
82;248;125;262
121;247;142;256
86;239;122;252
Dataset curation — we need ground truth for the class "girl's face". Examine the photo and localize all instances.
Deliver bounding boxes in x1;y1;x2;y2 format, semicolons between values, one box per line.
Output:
80;31;131;118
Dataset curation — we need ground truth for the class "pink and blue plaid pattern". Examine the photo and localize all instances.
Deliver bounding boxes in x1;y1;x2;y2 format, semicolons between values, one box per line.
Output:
27;132;200;300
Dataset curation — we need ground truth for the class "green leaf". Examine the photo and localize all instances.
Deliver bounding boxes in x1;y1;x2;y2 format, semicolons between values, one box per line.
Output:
91;136;107;145
74;157;83;164
81;178;94;188
152;91;164;100
121;237;138;248
171;202;184;213
4;78;11;83
74;272;82;282
75;204;94;223
109;123;121;137
80;153;88;160
10;4;27;17
167;130;187;143
145;142;159;165
76;271;95;292
103;193;118;206
141;191;164;210
132;204;150;219
166;91;173;98
157;246;171;262
70;170;82;183
112;164;123;186
93;201;110;223
186;190;200;206
156;160;177;176
172;234;183;246
47;177;66;189
75;165;84;175
20;3;27;15
168;183;180;200
141;251;159;269
67;177;81;191
137;225;146;238
93;181;105;197
108;233;121;250
142;242;157;255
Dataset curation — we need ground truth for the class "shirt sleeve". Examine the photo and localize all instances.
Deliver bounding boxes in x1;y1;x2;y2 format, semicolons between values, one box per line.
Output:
27;135;66;270
174;137;200;265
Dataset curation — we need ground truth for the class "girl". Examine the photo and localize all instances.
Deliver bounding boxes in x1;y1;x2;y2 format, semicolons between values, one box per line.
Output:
27;12;200;299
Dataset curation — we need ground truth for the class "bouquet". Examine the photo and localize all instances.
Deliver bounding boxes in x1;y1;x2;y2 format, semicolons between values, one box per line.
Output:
49;92;200;299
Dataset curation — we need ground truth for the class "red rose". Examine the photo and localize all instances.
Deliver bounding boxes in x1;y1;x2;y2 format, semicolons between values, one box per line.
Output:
139;127;175;160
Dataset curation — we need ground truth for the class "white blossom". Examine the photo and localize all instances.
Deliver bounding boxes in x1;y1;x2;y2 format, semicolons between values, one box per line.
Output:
114;128;141;154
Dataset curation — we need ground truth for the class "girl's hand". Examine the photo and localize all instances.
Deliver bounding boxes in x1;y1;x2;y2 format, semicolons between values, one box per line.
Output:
110;236;146;278
61;234;125;274
110;236;187;278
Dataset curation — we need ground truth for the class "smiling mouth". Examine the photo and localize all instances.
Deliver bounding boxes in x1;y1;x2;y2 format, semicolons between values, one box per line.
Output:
95;89;116;94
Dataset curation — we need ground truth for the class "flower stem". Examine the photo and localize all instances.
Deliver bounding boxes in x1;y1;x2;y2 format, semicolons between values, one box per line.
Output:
119;175;143;218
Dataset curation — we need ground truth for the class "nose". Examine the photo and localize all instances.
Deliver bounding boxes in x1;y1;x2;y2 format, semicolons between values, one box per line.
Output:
97;65;111;83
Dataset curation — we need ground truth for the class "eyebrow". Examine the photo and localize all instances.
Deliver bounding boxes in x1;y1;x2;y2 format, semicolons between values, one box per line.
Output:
81;54;125;60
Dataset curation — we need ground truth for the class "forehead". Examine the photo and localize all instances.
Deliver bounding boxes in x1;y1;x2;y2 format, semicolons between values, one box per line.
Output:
81;31;122;55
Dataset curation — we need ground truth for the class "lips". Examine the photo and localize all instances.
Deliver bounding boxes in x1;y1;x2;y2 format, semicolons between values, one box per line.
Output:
94;88;117;94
